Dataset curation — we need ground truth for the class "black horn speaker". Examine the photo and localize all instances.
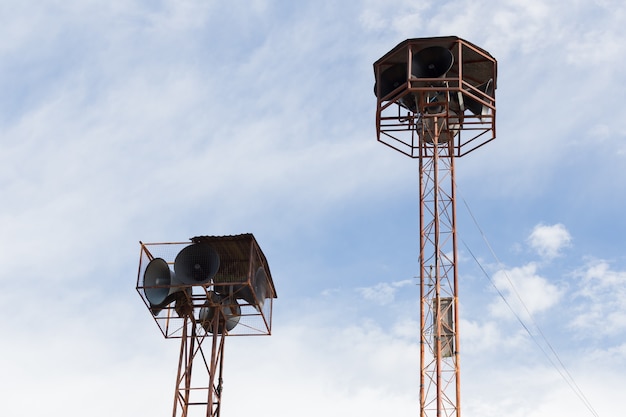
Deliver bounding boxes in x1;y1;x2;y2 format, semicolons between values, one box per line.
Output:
174;243;220;285
222;267;271;312
143;258;190;315
199;292;241;334
412;46;454;79
374;63;407;98
463;79;494;118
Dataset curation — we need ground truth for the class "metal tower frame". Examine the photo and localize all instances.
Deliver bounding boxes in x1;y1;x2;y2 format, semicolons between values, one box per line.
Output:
172;315;226;417
136;234;276;417
373;36;497;417
419;129;460;417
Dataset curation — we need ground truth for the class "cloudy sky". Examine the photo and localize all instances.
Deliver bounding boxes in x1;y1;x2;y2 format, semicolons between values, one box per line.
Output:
1;1;625;416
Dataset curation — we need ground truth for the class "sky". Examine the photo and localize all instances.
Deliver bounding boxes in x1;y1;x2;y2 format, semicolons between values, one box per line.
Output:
1;0;625;416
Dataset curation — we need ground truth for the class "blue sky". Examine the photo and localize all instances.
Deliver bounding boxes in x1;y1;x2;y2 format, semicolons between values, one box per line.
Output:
1;1;625;416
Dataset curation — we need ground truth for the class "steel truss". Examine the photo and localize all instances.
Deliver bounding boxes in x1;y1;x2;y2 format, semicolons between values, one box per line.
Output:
418;121;460;417
136;235;276;417
173;315;226;417
373;36;496;417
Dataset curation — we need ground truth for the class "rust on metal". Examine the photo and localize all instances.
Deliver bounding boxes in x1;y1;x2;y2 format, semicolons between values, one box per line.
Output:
374;36;497;417
373;36;497;158
136;233;276;339
136;233;276;417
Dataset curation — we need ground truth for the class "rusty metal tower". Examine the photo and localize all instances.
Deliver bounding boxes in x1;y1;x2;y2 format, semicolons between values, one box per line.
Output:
136;233;276;417
373;36;497;417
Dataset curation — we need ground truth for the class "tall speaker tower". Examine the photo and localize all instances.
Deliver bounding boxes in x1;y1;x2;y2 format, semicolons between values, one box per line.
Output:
136;233;276;417
373;37;497;417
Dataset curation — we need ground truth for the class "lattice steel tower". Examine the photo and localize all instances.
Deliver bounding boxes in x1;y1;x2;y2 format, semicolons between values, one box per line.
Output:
373;36;497;417
136;234;276;417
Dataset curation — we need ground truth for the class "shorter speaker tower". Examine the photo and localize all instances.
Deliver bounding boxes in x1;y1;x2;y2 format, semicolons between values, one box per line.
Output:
136;233;277;417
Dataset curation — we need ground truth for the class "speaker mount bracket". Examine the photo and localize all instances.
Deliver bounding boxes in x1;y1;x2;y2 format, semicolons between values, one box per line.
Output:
374;36;497;158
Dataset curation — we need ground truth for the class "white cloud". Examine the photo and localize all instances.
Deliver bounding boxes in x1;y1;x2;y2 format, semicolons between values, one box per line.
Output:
527;223;572;259
357;279;413;305
220;314;421;417
489;262;563;320
570;260;626;336
462;318;530;355
1;1;625;417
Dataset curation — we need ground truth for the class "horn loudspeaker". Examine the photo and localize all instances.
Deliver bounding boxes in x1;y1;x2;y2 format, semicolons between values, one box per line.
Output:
144;258;189;314
412;46;454;79
199;292;241;334
174;243;220;285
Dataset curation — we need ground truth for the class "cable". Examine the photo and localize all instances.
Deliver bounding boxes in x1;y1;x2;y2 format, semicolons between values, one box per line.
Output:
456;187;600;417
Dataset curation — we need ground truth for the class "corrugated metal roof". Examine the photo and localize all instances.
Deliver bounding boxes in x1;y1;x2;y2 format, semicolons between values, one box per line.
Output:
373;36;497;88
190;233;277;298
